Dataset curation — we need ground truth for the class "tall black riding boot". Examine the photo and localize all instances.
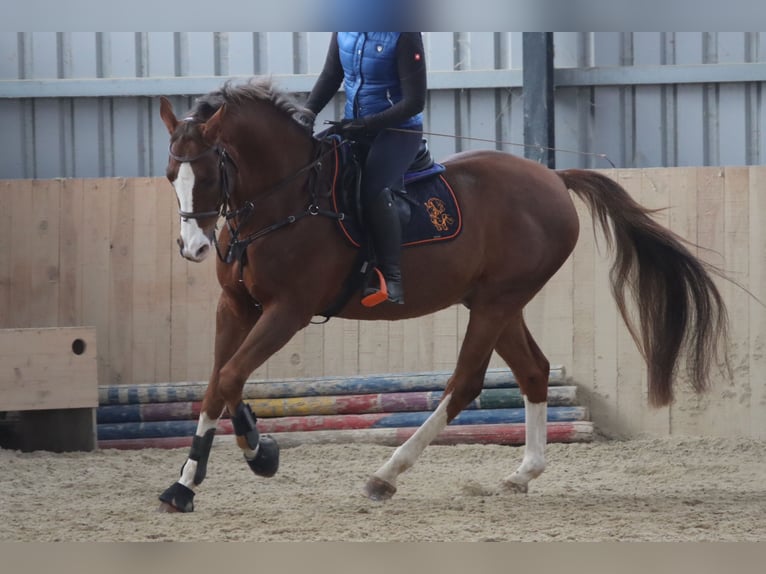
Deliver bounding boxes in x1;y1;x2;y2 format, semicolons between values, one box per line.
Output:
364;188;404;304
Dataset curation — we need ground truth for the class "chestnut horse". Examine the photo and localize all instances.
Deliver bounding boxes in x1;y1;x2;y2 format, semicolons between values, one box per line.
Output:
156;78;728;512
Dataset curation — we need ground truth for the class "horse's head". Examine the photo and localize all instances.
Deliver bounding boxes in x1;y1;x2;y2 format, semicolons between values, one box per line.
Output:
160;95;226;262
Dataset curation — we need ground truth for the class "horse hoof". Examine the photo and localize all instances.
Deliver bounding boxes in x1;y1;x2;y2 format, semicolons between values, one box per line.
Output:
158;482;195;512
158;501;182;513
363;476;397;501
246;435;280;478
502;479;529;494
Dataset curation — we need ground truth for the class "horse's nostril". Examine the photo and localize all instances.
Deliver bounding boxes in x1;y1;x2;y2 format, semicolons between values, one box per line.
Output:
196;244;209;259
177;237;184;249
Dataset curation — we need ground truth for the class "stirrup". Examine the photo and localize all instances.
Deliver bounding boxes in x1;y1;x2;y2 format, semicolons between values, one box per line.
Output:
361;268;389;307
361;268;404;306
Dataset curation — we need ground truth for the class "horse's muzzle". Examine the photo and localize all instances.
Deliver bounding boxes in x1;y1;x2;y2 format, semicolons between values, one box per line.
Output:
177;235;212;262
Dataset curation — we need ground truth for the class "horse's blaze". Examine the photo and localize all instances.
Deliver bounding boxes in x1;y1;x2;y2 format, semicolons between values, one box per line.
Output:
173;162;214;261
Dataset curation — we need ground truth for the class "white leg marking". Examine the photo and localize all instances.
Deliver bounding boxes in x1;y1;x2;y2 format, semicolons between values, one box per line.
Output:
504;397;547;491
242;441;260;461
178;412;219;490
173;162;213;261
373;394;452;489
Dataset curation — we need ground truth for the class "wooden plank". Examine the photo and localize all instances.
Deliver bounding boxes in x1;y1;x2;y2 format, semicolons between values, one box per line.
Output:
301;321;326;378
386;315;406;374
456;303;470;366
321;318;359;377
528;245;574;375
0;327;98;411
433;306;458;372
691;166;749;438
592;169;620;435
152;178;174;383
401;313;433;372
0;180;14;326
80;179;112;388
357;320;390;374
570;176;598;427
130;177;167;384
107;178;134;385
666;167;703;435
685;167;726;434
58;179;84;326
749;167;766;439
180;247;217;382
718;166;751;435
9;179;61;328
34;178;62;326
169;211;191;382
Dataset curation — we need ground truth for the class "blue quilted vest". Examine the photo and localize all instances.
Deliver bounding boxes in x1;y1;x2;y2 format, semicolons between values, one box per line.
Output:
337;32;423;129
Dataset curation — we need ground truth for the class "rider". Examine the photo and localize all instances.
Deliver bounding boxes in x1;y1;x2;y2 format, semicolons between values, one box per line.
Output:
297;32;427;305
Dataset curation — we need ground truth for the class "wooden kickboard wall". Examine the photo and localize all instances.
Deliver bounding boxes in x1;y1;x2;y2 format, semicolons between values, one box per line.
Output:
0;169;764;440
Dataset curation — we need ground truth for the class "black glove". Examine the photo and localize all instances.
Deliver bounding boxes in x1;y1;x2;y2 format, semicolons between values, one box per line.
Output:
292;108;316;132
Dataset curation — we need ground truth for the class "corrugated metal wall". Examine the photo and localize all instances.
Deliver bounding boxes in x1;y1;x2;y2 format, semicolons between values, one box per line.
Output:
1;32;765;179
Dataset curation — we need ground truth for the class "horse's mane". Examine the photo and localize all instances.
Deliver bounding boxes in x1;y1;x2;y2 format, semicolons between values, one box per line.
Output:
188;77;302;123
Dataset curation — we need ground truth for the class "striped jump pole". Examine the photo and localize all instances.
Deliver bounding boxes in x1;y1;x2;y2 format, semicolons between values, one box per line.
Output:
96;386;579;424
95;366;594;449
97;421;595;450
97;406;589;441
98;366;567;405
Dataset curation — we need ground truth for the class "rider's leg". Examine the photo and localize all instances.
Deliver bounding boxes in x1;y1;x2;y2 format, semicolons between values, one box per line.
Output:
360;128;422;304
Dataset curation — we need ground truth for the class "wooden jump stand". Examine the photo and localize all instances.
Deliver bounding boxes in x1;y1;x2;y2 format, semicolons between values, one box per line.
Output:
0;327;98;452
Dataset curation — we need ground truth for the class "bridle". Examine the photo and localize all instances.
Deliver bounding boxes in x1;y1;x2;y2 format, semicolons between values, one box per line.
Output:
168;134;343;270
168;142;225;221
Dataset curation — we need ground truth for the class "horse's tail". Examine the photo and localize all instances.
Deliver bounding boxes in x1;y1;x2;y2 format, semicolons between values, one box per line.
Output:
557;169;729;407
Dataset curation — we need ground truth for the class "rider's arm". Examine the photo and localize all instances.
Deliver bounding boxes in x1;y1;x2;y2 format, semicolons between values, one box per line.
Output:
305;33;344;116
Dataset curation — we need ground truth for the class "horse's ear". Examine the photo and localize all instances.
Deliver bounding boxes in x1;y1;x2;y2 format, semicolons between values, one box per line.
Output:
159;96;179;135
201;104;226;143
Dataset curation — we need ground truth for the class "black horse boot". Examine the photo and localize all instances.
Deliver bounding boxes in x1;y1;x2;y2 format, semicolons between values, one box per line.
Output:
363;188;405;304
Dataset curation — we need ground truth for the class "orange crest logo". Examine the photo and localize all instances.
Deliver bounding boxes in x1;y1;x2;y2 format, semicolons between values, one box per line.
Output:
424;197;454;232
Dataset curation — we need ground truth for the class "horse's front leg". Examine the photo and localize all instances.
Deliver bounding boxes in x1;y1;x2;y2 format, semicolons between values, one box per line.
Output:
215;301;307;476
158;290;261;513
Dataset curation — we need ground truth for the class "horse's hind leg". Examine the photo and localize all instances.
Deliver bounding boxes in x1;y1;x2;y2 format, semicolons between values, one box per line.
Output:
158;291;260;513
363;307;505;501
494;316;550;493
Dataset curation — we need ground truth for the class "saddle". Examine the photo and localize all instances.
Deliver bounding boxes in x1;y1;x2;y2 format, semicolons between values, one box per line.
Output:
331;136;461;247
318;135;463;318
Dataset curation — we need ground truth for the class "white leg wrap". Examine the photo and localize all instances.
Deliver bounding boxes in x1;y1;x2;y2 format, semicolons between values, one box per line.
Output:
504;397;547;490
373;394;452;488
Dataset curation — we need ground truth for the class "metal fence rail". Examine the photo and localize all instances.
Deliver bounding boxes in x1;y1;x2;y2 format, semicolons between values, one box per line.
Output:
1;32;764;178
